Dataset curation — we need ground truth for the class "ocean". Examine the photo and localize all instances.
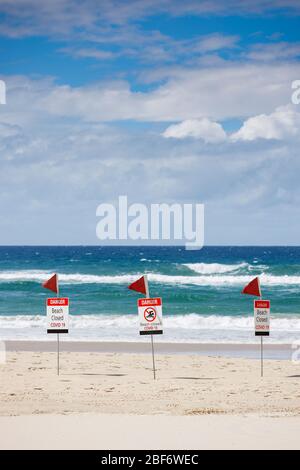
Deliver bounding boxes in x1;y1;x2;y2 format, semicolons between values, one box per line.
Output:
0;246;300;343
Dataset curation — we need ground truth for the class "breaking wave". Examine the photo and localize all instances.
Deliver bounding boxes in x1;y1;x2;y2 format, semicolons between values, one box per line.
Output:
183;262;249;274
0;313;299;343
0;270;300;287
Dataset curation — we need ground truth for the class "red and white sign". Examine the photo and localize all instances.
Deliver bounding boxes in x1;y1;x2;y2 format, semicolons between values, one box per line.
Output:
138;298;163;335
47;298;69;334
254;300;270;336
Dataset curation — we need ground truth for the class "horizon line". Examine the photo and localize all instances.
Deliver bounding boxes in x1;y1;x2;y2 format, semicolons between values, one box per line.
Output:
0;244;299;248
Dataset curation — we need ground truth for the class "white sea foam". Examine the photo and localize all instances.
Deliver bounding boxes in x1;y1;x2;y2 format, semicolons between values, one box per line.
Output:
0;270;135;284
0;270;300;286
148;273;300;287
0;313;297;331
0;313;300;343
184;262;248;274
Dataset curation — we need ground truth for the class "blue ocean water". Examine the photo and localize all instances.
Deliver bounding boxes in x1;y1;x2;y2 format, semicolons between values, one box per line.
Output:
0;246;300;343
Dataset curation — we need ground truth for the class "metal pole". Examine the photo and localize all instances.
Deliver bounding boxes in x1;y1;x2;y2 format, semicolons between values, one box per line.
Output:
261;336;263;378
145;276;156;380
259;291;263;378
151;335;156;380
57;333;60;376
57;280;60;376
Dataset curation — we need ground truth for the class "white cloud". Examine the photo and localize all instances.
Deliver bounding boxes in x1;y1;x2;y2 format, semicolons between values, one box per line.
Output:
231;105;300;141
24;62;300;122
0;122;20;138
1;75;300;244
1;3;300;245
60;47;115;60
248;42;300;62
162;118;227;143
194;34;239;53
1;1;300;38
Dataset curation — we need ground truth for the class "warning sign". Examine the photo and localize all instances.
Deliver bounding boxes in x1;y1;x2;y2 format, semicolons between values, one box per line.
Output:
47;298;69;334
138;298;163;335
254;300;270;336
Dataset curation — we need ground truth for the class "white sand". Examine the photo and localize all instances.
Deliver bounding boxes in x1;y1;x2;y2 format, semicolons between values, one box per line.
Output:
0;348;300;449
1;350;300;416
0;413;300;450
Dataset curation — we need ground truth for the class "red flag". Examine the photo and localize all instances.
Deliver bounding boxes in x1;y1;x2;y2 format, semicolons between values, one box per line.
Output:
241;277;261;297
128;275;148;296
42;274;58;294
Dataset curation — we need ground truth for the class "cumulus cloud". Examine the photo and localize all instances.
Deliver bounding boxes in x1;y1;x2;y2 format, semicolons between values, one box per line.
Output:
1;68;300;243
231;106;300;141
1;2;300;247
162;118;227;143
19;62;299;122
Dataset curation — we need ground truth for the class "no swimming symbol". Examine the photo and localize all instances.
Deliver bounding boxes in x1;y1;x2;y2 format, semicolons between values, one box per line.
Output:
144;307;157;322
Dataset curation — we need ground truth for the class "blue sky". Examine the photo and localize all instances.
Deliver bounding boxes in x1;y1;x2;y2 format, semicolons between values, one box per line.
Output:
0;0;300;244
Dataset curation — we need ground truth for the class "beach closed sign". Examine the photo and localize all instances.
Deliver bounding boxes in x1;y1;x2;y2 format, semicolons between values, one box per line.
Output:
138;297;163;335
254;300;270;336
47;298;69;334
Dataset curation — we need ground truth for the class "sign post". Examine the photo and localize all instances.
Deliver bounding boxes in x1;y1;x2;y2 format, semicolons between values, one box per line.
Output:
47;296;69;375
57;332;59;376
145;282;156;381
254;299;270;377
138;291;163;380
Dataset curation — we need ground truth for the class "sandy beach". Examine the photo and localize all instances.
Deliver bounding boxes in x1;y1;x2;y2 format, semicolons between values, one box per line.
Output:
0;341;300;449
1;342;300;416
1;0;300;453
